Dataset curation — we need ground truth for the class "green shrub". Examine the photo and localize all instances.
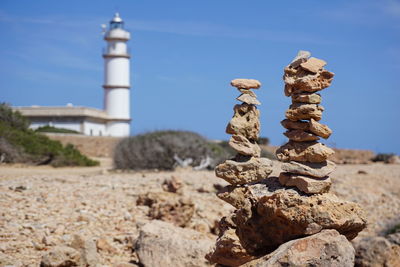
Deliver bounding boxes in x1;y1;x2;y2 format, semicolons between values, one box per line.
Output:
0;103;98;167
372;153;395;163
35;125;80;134
114;130;223;170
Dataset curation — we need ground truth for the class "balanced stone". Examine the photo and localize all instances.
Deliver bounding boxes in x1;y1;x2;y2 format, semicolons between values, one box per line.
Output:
281;119;332;139
281;160;336;178
285;103;324;121
237;94;261;105
229;135;261;157
215;157;273;185
284;129;319;142
226;103;260;140
284;68;334;96
276;141;335;163
239;89;257;98
231;79;261;90
300;57;327;74
291;92;321;104
279;172;331;194
289;50;311;68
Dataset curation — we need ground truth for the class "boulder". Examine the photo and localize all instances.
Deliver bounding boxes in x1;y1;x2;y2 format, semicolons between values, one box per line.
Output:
300;57;327;74
136;192;194;227
237;94;261;105
281;119;332;139
135;220;214;267
243;230;355;267
215;157;273;185
279;172;331;194
285;103;324;121
291;92;321;104
284;129;319;142
231;178;366;254
281;160;336;178
284;67;334;96
231;79;261;89
276;141;335;163
40;246;81;267
354;236;400;267
229;135;261;157
70;234;99;267
226;103;260;140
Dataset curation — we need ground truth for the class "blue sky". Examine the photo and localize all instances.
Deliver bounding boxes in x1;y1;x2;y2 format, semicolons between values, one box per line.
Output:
1;0;399;154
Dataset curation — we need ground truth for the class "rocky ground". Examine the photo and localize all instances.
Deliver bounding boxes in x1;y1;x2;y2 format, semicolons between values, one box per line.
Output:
0;159;399;266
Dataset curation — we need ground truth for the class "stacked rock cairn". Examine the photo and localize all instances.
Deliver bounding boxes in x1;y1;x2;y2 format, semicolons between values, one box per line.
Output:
207;55;366;267
276;50;336;194
215;78;273;187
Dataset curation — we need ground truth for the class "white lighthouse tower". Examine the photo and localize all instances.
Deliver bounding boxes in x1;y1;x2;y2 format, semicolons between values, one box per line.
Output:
103;13;131;137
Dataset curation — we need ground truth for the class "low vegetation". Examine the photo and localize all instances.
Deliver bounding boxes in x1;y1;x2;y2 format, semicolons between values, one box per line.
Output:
0;103;98;167
35;125;80;134
114;130;275;170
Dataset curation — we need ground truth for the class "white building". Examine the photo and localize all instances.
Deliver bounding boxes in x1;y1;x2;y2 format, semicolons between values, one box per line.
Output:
14;13;131;137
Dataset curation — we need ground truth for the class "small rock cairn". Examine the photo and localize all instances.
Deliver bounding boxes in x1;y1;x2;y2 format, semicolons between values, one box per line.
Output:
276;51;336;194
215;78;273;186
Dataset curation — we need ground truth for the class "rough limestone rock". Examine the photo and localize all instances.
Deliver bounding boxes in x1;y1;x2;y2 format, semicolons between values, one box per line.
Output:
291;92;321;104
135;220;213;267
226;103;260;140
354;236;400;267
206;228;255;267
136;192;194;227
40;246;81;267
70;234;99;267
285;103;324;121
229;135;261;157
243;230;355;267
281;160;336;178
279;172;331;194
237;93;261;105
387;232;400;245
281;119;332;139
215;157;273;185
289;50;311;68
217;185;252;210
300;57;327;74
284;67;334;96
231;178;366;254
231;79;261;89
276;141;335;163
284;129;320;142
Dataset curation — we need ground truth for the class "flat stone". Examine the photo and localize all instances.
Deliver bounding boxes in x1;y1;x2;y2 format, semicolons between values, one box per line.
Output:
284;129;319;142
215;157;273;185
243;230;355;267
226;103;260;141
281;119;332;139
239;89;257;98
284;67;334;96
289;50;311;68
276;141;335;163
291;92;321;104
285;103;324;121
237;94;261;105
229;135;261;157
279;172;331;194
281;160;336;178
231;79;261;89
300;57;327;73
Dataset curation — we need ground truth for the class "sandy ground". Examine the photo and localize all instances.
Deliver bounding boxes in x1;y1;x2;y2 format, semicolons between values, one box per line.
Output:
0;159;399;266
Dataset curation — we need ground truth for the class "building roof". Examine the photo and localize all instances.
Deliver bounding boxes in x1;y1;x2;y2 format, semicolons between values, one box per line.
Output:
13;106;111;120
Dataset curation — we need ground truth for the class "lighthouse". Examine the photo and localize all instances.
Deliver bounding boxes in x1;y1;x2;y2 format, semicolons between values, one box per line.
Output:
103;13;131;137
